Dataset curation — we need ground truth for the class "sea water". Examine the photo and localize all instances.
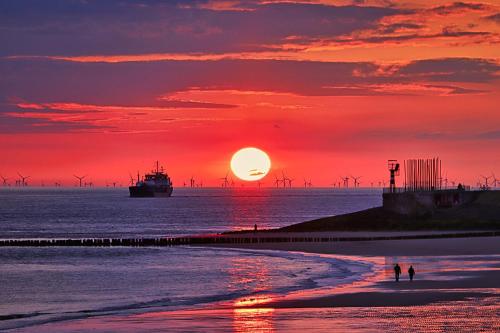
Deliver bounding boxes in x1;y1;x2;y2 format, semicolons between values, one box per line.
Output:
0;187;381;238
0;187;380;330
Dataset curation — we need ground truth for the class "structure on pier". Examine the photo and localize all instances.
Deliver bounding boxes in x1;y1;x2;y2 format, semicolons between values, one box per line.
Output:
404;158;441;192
383;158;498;216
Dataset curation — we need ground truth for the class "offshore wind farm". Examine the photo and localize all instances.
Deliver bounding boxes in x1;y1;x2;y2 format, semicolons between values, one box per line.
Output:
1;1;500;332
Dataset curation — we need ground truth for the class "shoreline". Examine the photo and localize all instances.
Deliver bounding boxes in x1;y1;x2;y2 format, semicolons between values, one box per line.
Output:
209;234;500;309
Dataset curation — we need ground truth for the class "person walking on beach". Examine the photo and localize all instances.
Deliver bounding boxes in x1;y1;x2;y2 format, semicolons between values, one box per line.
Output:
254;224;258;233
394;263;401;282
408;265;415;281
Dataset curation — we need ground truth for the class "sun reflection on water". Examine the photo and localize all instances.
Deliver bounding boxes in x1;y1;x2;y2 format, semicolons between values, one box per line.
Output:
233;308;275;333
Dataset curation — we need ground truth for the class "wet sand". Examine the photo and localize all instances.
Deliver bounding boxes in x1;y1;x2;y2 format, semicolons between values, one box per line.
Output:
212;233;500;309
263;269;500;309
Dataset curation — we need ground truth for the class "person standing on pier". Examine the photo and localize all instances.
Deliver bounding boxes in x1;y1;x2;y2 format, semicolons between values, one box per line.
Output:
394;263;401;282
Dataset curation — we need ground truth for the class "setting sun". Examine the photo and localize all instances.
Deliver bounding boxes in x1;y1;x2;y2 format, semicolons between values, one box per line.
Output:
230;147;271;181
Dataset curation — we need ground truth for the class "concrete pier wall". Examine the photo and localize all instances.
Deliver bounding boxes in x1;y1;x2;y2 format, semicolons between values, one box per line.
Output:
382;190;499;216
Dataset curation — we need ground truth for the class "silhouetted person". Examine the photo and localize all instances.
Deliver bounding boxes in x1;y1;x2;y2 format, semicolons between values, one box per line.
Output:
254;224;258;233
408;265;415;281
394;263;401;282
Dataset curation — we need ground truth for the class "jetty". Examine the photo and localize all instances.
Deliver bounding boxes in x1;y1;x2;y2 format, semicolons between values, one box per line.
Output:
0;230;498;247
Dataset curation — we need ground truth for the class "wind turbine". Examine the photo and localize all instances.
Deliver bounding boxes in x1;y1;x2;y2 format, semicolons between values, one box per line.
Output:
73;174;87;187
491;173;498;188
17;173;30;186
351;175;362;188
480;174;492;189
340;176;349;188
128;173;135;186
332;181;342;188
0;175;9;187
281;170;291;188
220;172;230;188
274;174;282;188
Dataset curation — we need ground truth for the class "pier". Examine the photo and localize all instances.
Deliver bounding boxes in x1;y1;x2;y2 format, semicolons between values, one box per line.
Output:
0;231;498;247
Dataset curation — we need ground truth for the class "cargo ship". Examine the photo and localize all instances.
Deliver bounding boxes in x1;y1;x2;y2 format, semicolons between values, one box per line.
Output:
129;161;173;197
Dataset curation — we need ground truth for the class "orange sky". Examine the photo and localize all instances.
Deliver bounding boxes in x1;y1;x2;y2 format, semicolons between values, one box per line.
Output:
0;0;499;187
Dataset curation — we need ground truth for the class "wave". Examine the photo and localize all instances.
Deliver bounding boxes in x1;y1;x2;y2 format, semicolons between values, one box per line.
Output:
0;248;374;331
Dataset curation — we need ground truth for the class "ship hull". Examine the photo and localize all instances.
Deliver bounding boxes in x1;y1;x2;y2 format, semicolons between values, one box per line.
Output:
129;186;173;197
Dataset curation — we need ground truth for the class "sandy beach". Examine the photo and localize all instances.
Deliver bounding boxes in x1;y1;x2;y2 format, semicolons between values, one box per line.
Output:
14;232;499;332
210;233;500;309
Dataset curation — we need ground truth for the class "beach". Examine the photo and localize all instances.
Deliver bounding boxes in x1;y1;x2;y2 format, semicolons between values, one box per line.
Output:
13;232;499;332
213;233;500;308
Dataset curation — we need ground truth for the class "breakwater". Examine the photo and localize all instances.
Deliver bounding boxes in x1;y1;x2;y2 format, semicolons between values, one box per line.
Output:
0;231;498;247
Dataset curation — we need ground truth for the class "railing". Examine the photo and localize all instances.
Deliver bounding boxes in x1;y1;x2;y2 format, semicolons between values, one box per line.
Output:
382;187;406;194
383;186;471;193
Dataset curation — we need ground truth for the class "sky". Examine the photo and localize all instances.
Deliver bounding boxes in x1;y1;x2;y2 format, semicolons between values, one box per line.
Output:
1;0;499;187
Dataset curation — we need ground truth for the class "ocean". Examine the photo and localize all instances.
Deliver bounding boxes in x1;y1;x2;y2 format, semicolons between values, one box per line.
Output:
0;187;380;331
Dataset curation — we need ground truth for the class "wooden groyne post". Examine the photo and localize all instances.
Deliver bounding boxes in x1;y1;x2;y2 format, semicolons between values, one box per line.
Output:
0;231;498;247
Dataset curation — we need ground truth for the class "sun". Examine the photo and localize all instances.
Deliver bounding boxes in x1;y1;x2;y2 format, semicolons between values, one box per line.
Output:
230;147;271;181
